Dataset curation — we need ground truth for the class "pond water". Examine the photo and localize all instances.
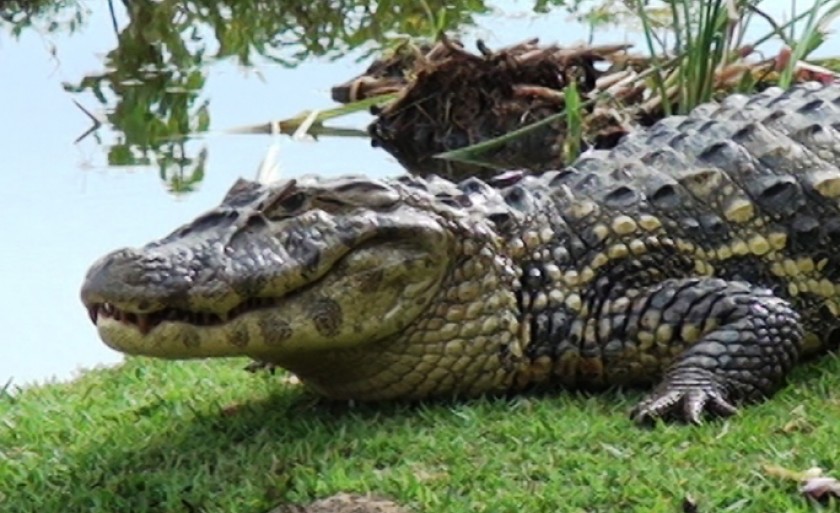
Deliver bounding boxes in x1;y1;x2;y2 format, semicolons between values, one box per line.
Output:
0;0;835;388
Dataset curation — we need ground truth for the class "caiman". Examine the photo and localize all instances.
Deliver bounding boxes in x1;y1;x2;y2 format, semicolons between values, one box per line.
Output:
81;82;840;424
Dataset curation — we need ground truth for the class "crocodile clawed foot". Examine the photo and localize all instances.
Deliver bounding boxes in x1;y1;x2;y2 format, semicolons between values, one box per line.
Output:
631;371;738;425
244;360;279;374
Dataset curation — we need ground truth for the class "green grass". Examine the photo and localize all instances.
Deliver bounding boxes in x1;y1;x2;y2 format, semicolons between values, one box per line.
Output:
2;354;838;512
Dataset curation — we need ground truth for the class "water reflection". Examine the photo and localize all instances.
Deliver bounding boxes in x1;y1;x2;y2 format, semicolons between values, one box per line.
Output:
0;0;88;38
3;0;497;193
62;0;213;191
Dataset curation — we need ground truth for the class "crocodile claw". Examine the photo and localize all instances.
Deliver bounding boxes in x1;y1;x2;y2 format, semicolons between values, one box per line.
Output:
631;375;738;425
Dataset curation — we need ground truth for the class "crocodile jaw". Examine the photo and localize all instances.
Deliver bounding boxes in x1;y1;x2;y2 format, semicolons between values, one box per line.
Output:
89;240;448;361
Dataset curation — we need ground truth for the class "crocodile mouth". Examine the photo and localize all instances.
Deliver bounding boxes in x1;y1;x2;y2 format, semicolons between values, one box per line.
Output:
85;297;278;335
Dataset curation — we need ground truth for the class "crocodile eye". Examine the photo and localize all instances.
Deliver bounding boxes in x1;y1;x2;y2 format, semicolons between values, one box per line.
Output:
277;192;306;212
264;190;308;219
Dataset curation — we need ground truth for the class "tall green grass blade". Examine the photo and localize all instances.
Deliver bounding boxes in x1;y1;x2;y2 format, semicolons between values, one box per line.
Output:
434;106;570;167
780;0;837;88
563;80;583;164
636;1;672;116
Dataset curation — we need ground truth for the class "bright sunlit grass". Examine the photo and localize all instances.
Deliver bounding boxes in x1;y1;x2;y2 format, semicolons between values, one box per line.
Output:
1;354;838;512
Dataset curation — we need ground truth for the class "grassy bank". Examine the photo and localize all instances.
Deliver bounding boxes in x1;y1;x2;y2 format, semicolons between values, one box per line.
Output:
2;354;838;512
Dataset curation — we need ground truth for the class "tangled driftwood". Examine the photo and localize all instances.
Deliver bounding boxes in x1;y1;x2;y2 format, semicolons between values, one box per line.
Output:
332;37;837;180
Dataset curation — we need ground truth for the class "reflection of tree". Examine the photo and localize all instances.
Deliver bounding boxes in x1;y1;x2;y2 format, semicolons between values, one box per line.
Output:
191;0;490;66
3;0;490;193
61;0;210;193
0;0;88;38
2;0;490;65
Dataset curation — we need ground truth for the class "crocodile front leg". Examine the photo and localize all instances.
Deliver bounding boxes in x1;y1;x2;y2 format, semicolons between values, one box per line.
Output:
597;278;804;424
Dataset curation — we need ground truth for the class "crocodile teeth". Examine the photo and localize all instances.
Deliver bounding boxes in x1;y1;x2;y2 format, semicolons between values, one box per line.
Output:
135;314;151;335
101;303;115;316
86;299;266;332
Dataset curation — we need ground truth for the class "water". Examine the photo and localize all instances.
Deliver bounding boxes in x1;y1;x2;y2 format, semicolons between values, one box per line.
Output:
0;0;835;387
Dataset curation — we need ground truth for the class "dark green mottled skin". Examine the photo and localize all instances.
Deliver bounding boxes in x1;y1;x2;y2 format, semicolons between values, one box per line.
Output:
82;82;840;424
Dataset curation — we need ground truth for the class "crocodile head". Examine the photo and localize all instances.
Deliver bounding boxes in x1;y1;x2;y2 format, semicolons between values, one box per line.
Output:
81;175;522;399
